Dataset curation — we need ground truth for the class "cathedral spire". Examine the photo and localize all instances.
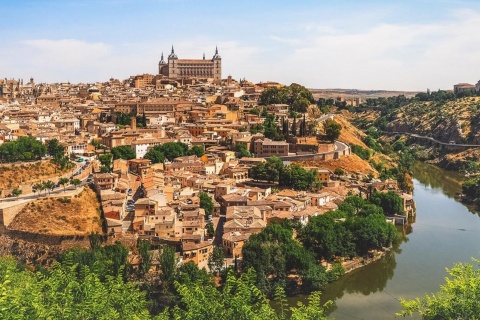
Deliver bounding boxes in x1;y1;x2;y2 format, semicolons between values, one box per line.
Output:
168;45;178;59
203;52;205;60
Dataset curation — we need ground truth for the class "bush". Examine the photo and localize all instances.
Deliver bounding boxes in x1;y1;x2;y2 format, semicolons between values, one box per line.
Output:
351;144;372;160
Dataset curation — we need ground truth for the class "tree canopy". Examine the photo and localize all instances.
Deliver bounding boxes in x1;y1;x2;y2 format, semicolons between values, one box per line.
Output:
111;145;136;160
198;191;214;216
0;136;46;162
323;119;342;142
143;142;203;163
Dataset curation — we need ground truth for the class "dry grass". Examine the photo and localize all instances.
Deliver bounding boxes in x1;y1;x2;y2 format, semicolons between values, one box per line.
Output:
9;187;103;236
295;153;378;177
0;161;71;189
334;115;369;148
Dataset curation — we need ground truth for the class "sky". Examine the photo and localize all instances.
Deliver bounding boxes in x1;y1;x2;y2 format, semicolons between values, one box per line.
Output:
2;0;480;91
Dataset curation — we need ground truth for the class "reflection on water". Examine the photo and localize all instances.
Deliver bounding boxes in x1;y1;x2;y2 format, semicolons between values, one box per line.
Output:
411;162;464;198
288;162;480;319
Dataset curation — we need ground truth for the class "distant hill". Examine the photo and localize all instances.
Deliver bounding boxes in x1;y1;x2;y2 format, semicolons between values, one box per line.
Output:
310;88;420;100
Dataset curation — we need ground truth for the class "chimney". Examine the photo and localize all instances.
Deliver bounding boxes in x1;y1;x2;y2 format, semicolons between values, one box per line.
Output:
131;116;136;131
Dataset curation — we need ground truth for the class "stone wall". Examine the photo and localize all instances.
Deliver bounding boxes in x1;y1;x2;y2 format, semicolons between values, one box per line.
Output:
0;200;30;227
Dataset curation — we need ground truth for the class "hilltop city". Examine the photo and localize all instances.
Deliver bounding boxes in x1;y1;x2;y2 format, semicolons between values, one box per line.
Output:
0;46;446;272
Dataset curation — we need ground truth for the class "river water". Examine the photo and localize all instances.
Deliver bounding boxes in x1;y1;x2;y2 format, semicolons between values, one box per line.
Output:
292;162;480;319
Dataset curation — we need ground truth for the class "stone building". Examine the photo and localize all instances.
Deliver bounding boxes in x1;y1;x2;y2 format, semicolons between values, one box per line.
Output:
158;46;222;84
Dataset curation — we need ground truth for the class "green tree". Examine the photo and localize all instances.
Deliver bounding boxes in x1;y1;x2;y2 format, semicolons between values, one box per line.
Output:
187;145;205;158
233;143;252;158
292;97;310;113
99;153;113;172
11;188;22;198
208;246;225;274
58;177;70;192
143;148;165;164
0;254;150;320
111;145;136;160
0;136;46;162
398;258;480;319
198;191;214;216
369;191;404;216
323;119;342;142
43;180;55;195
159;245;177;290
70;178;81;189
138;239;152;276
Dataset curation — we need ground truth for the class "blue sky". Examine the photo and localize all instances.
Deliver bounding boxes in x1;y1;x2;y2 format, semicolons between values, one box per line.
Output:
2;0;480;90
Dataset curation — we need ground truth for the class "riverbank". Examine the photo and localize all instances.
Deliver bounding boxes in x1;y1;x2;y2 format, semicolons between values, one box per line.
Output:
309;162;480;320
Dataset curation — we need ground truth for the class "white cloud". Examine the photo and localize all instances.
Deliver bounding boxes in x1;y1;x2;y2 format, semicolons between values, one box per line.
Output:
17;39;112;82
264;9;480;90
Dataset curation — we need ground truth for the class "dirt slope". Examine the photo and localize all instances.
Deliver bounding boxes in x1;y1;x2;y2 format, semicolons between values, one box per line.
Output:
9;187;103;236
0;161;71;189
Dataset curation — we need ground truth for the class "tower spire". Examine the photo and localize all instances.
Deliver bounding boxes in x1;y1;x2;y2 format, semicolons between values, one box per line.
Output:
171;45;174;54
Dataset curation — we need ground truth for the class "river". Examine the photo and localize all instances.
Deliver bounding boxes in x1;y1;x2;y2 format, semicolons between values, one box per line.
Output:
291;162;480;319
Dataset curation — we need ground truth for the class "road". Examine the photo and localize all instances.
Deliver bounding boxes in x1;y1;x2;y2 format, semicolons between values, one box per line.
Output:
387;131;480;148
0;176;92;202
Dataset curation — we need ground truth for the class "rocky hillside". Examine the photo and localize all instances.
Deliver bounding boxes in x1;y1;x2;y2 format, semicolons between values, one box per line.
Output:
388;97;480;144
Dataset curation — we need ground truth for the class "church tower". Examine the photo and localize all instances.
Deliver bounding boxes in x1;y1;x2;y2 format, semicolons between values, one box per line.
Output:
158;52;167;75
168;46;178;78
212;46;222;85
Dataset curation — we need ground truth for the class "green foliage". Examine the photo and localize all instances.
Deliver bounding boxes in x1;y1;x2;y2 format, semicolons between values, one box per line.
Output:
58;177;70;192
159;246;177;290
11;188;22;198
206;222;215;238
299;195;398;260
323;119;342;142
47;139;70;169
242;222;327;295
143;148;165;164
208;246;225;274
111;145;136;160
0;256;150;320
250;158;320;190
370;191;404;215
115;112;133;125
334;168;345;176
398;258;480;319
198;191;214;216
462;178;480;206
99;153;113;172
233;143;252;158
351;144;372;160
279;164;319;191
186;145;204;158
70;179;81;189
143;142;191;163
0;136;46;162
263;114;284;141
138;240;152;276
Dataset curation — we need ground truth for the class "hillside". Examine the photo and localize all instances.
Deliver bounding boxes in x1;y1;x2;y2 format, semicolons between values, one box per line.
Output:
0;161;72;189
295;114;384;177
388;97;480;144
8;187;103;236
